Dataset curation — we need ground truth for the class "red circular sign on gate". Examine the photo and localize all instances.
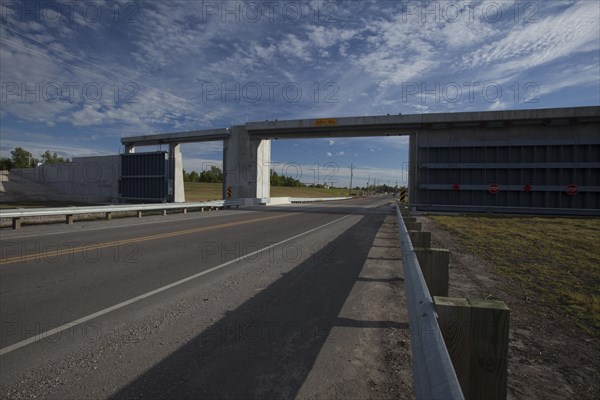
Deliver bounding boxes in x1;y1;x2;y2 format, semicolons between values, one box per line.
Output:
488;183;500;194
452;183;460;191
566;184;578;196
523;183;532;192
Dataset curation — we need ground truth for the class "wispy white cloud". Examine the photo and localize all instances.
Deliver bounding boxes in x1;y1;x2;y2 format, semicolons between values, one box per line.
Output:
1;1;597;176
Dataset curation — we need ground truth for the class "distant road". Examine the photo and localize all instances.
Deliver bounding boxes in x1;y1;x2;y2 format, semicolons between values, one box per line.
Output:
0;196;409;399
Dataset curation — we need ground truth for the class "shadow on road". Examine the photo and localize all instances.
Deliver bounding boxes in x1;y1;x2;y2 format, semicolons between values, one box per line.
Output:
113;207;391;399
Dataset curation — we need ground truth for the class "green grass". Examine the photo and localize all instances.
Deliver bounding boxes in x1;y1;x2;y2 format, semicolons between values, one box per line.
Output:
270;186;351;197
184;182;223;201
430;215;600;333
184;182;352;201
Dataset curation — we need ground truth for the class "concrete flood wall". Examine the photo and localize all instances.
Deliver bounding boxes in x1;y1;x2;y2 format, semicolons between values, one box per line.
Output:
1;155;120;204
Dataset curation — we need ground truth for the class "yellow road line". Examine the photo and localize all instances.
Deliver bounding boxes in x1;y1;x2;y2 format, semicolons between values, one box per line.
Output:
0;213;294;266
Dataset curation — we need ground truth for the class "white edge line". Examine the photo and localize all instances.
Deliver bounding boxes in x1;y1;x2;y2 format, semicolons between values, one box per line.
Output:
0;213;354;356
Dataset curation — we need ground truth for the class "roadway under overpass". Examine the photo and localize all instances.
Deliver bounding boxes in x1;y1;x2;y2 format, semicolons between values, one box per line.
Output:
121;106;600;214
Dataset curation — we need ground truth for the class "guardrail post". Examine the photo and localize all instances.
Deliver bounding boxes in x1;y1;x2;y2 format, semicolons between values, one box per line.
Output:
66;214;74;225
470;299;510;400
106;212;112;220
408;231;431;248
414;248;449;297
435;297;510;400
405;221;422;231
12;217;21;230
434;297;472;398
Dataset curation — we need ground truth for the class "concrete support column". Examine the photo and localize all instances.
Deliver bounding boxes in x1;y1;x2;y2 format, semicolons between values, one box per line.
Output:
408;132;417;210
223;126;271;199
256;138;271;199
170;143;185;203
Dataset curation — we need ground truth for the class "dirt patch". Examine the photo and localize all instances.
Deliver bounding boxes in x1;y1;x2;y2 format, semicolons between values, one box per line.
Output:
418;215;599;400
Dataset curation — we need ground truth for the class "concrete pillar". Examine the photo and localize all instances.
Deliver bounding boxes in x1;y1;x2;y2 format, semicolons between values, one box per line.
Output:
222;140;228;200
256;138;271;199
170;143;185;203
408;132;417;210
223;126;271;199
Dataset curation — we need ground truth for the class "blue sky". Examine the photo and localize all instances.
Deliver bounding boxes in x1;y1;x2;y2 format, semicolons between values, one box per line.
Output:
1;0;599;187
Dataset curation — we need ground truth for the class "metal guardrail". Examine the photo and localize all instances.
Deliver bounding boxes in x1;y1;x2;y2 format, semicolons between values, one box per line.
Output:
396;202;464;400
0;197;354;229
0;200;248;219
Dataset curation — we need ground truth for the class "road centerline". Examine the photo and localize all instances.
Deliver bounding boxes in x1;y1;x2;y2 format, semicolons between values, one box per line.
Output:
1;212;294;266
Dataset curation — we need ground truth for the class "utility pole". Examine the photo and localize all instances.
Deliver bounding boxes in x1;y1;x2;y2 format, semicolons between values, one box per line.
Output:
349;163;354;196
367;175;370;197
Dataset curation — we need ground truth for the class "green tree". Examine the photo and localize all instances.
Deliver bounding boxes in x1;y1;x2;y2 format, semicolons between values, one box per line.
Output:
10;147;35;168
40;150;66;164
0;157;13;170
271;170;304;187
189;170;200;182
199;166;223;183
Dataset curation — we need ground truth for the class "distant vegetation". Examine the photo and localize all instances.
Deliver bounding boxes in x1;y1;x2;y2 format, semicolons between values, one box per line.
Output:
0;147;68;170
270;170;304;187
182;166;400;194
183;166;223;183
183;167;306;187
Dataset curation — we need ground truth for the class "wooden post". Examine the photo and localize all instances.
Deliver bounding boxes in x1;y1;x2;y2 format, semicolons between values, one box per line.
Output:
66;214;74;225
408;231;431;248
434;297;472;399
434;297;510;400
469;299;510;400
105;212;112;220
414;248;449;297
12;217;21;230
405;222;422;231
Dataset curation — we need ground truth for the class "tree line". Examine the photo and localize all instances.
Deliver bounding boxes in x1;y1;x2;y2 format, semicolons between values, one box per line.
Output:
183;167;305;187
0;147;68;170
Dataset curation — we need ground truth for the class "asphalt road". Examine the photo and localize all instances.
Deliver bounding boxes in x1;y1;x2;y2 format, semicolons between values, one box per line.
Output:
0;196;412;399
